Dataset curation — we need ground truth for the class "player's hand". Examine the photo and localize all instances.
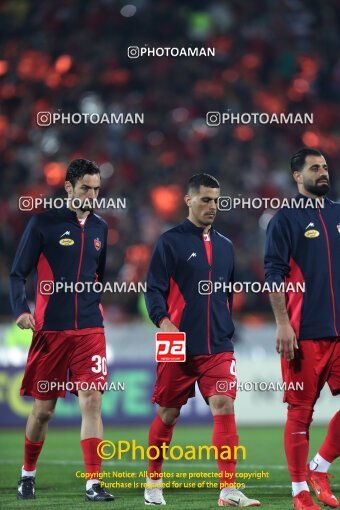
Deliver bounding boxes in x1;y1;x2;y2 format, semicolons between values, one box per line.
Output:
276;323;298;361
159;318;179;333
16;313;35;331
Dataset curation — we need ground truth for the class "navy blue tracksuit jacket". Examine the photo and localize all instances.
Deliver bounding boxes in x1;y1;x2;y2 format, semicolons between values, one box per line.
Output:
145;218;235;355
264;194;340;340
10;206;108;331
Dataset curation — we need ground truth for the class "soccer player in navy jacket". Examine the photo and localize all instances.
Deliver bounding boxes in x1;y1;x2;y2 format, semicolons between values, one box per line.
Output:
10;160;113;501
265;148;339;510
144;174;260;507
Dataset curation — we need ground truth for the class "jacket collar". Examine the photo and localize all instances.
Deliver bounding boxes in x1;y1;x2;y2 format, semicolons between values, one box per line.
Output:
182;218;214;236
295;193;329;207
58;204;94;223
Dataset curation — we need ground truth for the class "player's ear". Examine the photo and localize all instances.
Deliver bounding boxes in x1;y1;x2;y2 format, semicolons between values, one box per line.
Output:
65;180;73;194
184;193;191;208
292;171;302;185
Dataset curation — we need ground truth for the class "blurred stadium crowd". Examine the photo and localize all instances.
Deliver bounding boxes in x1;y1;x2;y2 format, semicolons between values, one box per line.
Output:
0;0;339;323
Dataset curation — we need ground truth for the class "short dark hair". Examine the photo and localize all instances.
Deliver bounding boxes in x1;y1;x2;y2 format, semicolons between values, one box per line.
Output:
66;159;100;187
188;173;220;194
290;147;323;173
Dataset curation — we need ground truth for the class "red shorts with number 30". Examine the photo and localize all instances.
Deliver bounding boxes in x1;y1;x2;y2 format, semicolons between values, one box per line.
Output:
152;351;237;408
20;328;108;399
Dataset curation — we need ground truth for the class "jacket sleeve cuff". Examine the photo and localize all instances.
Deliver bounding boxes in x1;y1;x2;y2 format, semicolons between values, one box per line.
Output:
16;312;31;323
265;274;285;290
157;315;169;328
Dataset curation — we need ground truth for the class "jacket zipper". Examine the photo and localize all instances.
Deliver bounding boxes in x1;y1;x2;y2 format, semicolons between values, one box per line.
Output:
207;267;212;354
318;208;338;336
203;232;212;355
75;227;85;329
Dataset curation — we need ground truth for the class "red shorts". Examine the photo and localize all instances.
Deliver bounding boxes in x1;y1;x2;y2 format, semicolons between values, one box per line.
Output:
21;328;108;400
281;338;340;405
152;352;237;408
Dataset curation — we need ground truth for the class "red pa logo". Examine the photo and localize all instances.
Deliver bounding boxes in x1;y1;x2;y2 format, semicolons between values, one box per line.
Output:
155;332;186;362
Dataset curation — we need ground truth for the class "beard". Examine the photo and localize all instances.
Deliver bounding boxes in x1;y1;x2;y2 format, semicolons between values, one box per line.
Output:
303;178;330;197
80;204;93;212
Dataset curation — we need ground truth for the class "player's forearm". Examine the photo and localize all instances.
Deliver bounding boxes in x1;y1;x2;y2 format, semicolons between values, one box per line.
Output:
268;292;290;326
144;285;169;327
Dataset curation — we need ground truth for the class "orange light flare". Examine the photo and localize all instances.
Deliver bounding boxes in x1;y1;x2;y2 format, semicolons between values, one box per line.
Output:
292;77;310;93
125;244;151;264
150;185;183;219
254;90;284;114
232;291;246;313
287;87;305;102
62;74;79;87
242;314;265;327
46;72;61;89
0;60;8;76
55;55;73;74
208;35;233;53
288;56;319;100
237;53;262;81
194;80;224;99
43;162;67;186
302;131;319;147
0;115;9;136
159;151;177;167
222;69;239;83
107;229;119;245
241;53;261;70
101;69;130;85
233;125;255;142
17;50;50;81
287;79;310;101
297;55;319;79
0;83;17;99
302;131;338;156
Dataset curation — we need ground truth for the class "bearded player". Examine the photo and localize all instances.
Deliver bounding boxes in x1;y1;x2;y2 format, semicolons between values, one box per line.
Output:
10;159;114;501
144;173;261;507
265;148;339;509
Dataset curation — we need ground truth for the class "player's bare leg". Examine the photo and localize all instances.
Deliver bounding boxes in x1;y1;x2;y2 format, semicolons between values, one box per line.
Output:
18;398;57;500
26;398;57;442
209;395;260;507
78;390;113;501
79;390;103;440
144;406;180;505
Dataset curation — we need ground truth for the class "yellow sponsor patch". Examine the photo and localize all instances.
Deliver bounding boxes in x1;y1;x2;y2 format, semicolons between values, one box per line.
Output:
304;229;319;238
59;238;74;246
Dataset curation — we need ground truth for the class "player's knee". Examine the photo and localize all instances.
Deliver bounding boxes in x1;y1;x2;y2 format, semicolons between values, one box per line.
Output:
33;408;54;424
158;408;180;426
209;396;234;415
80;391;102;416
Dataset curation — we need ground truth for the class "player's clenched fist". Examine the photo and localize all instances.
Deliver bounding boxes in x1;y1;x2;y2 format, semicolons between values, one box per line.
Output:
159;318;179;333
276;323;298;361
16;313;35;330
